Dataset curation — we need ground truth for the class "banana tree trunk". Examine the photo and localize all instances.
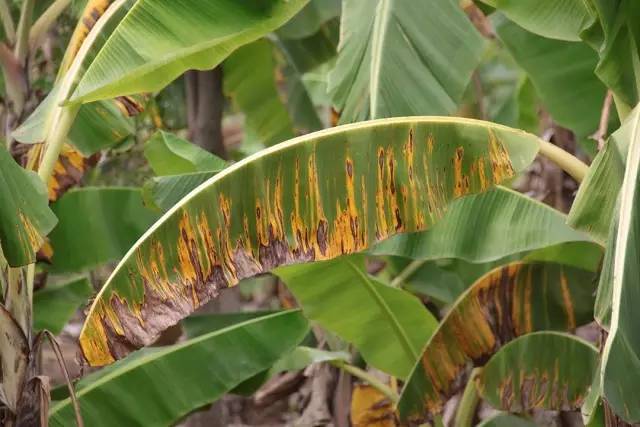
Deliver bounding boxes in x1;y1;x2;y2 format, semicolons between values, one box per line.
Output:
185;67;226;158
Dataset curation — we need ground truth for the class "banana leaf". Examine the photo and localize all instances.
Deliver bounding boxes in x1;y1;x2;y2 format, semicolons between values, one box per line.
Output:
477;332;598;412
398;261;597;424
0;146;56;267
49;310;308;426
79;117;541;366
328;0;484;122
276;255;437;379
600;102;640;423
67;0;309;104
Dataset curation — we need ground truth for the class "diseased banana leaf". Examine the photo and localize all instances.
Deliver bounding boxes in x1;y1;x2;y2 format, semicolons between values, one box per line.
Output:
398;262;597;423
49;310;308;427
328;0;484;122
276;255;437;379
600;103;640;423
372;186;592;262
0;146;57;267
13;1;137;155
477;332;598;412
67;0;309;104
79;117;541;366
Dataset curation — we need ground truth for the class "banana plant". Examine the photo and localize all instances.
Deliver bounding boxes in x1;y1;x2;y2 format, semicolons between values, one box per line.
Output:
2;0;640;426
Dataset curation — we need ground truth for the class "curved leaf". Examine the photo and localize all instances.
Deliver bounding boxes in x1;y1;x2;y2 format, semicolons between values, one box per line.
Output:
0;146;57;266
142;172;217;213
68;0;309;104
144;131;226;176
276;255;437;379
372;186;591;262
600;101;640;423
580;0;640;110
50;310;308;426
494;15;608;147
398;262;597;423
79;117;541;366
569;106;638;243
481;0;592;41
328;0;484;122
477;332;598;412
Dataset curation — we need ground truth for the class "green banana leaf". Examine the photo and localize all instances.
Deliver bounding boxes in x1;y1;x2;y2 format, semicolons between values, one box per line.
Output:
580;0;640;112
142;172;218;213
67;0;309;104
600;104;640;423
275;20;339;134
144;131;226;176
569;106;639;243
182;311;275;338
481;0;592;41
477;332;598;412
33;277;93;334
49;310;309;426
277;0;340;40
48;187;159;272
494;15;609;148
477;413;537;427
223;39;295;149
276;255;437;379
78;117;541;366
372;186;592;262
13;0;137;155
12;93;135;156
0;146;57;267
328;0;484;122
398;261;597;423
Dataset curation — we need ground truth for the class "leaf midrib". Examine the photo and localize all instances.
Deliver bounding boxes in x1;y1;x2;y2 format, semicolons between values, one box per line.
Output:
346;260;419;363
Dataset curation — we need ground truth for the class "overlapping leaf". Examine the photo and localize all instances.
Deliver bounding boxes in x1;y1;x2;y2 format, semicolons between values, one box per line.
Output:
276;255;437;379
477;332;598;412
372;186;591;263
328;0;484;122
0;146;57;266
481;0;592;41
600;103;640;423
67;0;309;104
78;117;541;366
223;40;295;149
569;106;639;243
398;262;597;423
494;15;609;148
50;310;308;426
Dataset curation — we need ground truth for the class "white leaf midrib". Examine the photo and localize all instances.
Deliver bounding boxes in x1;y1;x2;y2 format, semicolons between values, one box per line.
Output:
369;0;392;119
